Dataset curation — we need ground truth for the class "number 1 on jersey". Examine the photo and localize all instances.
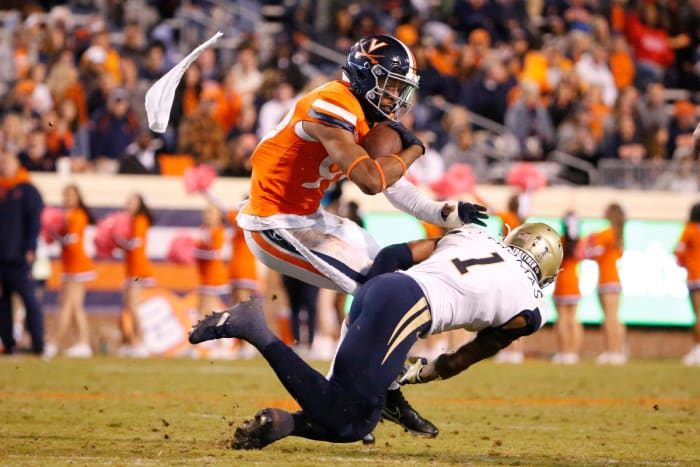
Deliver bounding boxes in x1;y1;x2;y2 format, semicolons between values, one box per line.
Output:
451;252;504;274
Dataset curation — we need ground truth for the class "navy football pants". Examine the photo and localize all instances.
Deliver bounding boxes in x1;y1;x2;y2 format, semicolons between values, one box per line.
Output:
260;272;432;442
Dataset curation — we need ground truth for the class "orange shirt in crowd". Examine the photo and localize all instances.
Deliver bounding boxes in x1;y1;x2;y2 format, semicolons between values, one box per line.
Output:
195;224;228;287
609;51;635;89
124;213;153;281
227;210;258;286
586;227;622;286
60;208;95;277
674;222;700;285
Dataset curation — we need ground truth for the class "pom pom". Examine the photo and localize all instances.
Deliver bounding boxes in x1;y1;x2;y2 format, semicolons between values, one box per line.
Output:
429;164;475;199
40;207;65;244
167;230;197;265
94;211;133;258
183;165;217;194
506;162;547;191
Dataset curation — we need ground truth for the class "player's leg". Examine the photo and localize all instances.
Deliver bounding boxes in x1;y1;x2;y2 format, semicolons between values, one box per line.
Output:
0;274;15;353
191;273;432;447
190;299;375;447
10;269;44;354
243;214;380;295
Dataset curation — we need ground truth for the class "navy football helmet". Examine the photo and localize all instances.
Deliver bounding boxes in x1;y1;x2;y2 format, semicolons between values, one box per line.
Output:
343;35;420;122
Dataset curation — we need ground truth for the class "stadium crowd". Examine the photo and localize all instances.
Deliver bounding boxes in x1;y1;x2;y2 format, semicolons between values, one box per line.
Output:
0;0;698;188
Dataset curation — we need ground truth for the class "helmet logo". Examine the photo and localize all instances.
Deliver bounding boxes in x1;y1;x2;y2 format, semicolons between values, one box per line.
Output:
356;38;389;64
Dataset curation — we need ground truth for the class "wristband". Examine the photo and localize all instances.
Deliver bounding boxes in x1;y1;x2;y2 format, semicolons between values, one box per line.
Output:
345;154;370;179
383;153;407;177
373;160;387;191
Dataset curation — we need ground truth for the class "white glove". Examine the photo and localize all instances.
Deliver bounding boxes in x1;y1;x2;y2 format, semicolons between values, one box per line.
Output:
399;356;429;385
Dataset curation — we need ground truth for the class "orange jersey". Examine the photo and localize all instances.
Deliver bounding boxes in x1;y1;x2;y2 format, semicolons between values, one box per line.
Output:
60;208;94;275
421;221;444;238
196;224;228;287
227;211;258;282
497;210;521;237
675;222;700;282
587;227;622;286
125;213;153;280
243;80;372;218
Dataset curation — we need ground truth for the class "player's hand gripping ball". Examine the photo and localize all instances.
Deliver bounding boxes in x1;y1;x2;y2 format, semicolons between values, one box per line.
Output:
361;122;404;158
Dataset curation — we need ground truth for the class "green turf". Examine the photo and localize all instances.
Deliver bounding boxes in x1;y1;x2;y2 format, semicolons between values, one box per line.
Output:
1;357;699;466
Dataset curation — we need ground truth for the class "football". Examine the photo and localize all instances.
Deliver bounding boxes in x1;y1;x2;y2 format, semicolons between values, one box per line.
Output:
361;122;403;158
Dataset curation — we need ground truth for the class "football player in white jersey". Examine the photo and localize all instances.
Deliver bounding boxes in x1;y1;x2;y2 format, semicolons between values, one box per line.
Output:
188;223;563;449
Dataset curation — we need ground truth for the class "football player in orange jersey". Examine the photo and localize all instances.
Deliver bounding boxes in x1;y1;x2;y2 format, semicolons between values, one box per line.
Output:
674;202;700;366
234;35;487;438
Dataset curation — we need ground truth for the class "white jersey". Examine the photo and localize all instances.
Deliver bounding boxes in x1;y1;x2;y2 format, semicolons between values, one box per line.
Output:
401;226;549;335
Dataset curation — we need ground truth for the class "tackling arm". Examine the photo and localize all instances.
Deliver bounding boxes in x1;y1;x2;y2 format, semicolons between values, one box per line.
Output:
401;309;542;383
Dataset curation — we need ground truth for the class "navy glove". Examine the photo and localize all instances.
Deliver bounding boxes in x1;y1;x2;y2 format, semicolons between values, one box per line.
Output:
458;202;488;226
387;121;425;154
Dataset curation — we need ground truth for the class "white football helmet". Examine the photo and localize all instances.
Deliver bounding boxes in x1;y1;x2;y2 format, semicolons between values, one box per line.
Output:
504;222;563;288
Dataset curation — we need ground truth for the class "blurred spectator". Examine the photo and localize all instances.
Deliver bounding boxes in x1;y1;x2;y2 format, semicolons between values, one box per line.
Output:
138;40;167;82
667;100;697;160
262;37;306;92
556;106;599;179
119;130;162;175
0;149;44;355
608;34;635;89
602;115;646;162
505;80;555;161
18;129;56;172
119;21;146;65
89;87;140;172
230;43;263;106
120;57;149;131
406;130;444;186
459;58;515;125
520;36;573;95
624;5;675;89
223;133;256;177
440;124;488;180
257;81;296;139
636;82;669;138
177;88;228;170
655;149;698;192
46;57;89;126
575;43;617;107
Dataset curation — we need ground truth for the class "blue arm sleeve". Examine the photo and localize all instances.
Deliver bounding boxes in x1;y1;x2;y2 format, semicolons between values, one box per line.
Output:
365;243;413;280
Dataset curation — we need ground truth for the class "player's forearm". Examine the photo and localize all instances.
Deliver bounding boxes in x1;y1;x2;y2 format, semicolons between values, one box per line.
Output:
383;178;461;227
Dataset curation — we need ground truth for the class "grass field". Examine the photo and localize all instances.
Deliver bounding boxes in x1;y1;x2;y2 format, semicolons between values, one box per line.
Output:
1;356;699;466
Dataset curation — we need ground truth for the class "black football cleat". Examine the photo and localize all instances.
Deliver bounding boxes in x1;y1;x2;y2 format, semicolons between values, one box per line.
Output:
189;299;264;344
381;388;439;438
232;409;277;450
361;432;376;444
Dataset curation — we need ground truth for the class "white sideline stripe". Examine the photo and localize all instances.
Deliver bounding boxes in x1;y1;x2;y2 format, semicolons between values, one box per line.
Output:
216;312;229;327
311;98;357;126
